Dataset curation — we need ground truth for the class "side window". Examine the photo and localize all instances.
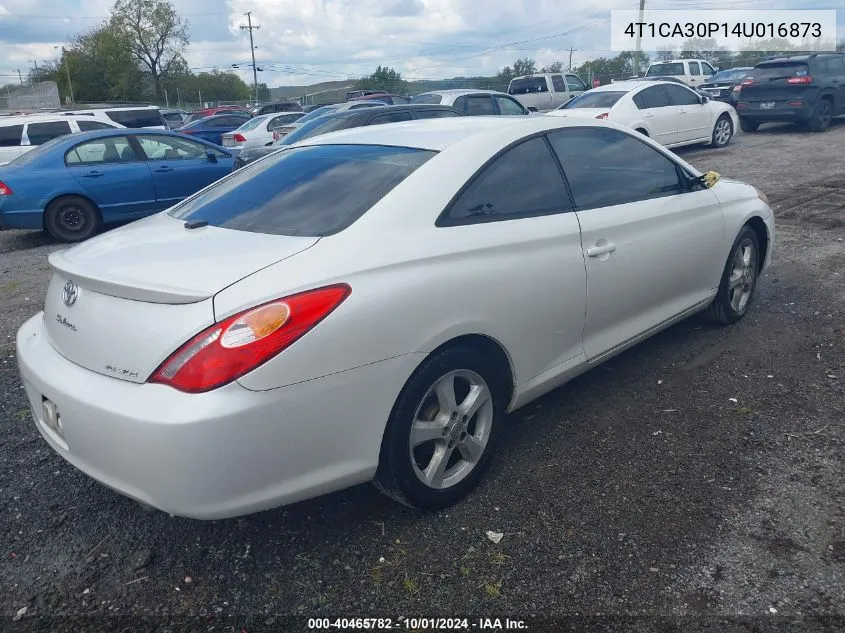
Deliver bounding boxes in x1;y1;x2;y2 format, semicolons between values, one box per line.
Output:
368;111;413;124
494;95;526;115
136;135;209;160
688;61;701;75
414;108;462;119
0;124;24;147
77;120;117;131
701;62;716;75
551;75;567;92
26;121;72;145
566;75;588;91
65;136;137;165
465;95;496;115
635;85;671;109
442;137;572;224
664;84;701;106
547;127;687;210
452;96;468;113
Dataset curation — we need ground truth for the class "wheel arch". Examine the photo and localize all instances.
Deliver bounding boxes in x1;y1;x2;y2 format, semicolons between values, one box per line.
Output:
744;215;770;271
41;192;102;229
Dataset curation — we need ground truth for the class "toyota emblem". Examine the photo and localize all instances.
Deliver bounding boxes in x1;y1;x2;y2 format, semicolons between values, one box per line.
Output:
62;280;79;307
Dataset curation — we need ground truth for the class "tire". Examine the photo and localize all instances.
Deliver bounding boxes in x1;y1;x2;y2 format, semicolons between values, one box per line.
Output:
44;195;101;243
374;346;506;509
711;115;733;148
806;99;832;133
739;118;759;133
705;225;761;325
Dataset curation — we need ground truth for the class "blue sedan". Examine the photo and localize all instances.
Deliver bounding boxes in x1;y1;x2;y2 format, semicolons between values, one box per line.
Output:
175;112;253;145
0;129;234;242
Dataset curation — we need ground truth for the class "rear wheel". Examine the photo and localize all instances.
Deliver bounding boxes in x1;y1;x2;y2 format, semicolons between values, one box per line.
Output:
374;346;504;509
806;99;832;133
711;115;733;148
739;119;759;133
44;196;101;243
705;225;761;325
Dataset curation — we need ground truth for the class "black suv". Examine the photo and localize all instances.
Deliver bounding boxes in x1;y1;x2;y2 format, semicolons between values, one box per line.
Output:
736;52;845;132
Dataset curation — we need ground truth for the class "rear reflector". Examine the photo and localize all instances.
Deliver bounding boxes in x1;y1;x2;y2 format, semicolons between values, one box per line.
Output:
595;112;609;120
788;100;805;107
786;76;812;84
737;102;749;109
0;181;12;196
233;133;246;143
732;85;741;93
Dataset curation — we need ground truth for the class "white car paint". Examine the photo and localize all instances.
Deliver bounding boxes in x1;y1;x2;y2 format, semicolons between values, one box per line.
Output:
547;80;739;149
0;114;124;164
220;112;304;150
644;58;718;86
16;116;774;518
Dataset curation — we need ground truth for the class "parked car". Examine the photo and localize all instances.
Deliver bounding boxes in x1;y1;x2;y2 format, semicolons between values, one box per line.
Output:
235;104;463;169
160;108;189;130
302;104;325;113
176;112;253;145
346;89;386;101
221;112;305;150
643;59;718;87
736;53;845;133
15;116;774;518
184;106;251;125
548;80;737;149
0;129;233;242
507;73;588;111
411;89;531;116
348;93;410;105
0;114;124;165
698;68;754;106
249;101;303;116
269;100;388;142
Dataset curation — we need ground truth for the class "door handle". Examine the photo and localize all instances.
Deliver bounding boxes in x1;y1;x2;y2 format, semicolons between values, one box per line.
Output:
82;171;104;178
586;242;617;257
154;166;174;173
644;113;654;118
679;110;687;115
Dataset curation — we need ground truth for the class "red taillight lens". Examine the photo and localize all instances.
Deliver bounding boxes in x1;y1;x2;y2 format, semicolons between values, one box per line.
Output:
0;181;12;196
741;79;754;87
595;112;609;120
788;100;805;107
737;102;749;109
233;133;246;143
732;85;741;93
786;76;812;84
181;129;195;135
149;284;351;393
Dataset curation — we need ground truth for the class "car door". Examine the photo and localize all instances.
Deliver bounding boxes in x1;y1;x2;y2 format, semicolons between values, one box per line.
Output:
65;135;157;218
631;85;677;145
825;56;845;114
547;127;725;361
134;134;232;208
438;136;586;386
664;84;709;143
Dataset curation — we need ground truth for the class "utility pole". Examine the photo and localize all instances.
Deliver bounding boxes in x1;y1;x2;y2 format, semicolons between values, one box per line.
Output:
17;69;23;85
240;11;260;103
567;47;577;72
633;0;646;77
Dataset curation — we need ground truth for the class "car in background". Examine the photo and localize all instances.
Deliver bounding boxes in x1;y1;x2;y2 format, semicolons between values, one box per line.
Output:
184;105;251;125
697;68;753;106
736;53;845;133
302;104;325;113
176;112;254;145
411;89;531;116
644;59;718;87
221;112;305;150
0;114;124;165
0;129;233;242
507;73;588;111
348;93;410;105
548;80;737;149
56;106;167;130
250;101;303;116
270;100;388;142
345;89;386;100
234;104;462;169
160;108;189;130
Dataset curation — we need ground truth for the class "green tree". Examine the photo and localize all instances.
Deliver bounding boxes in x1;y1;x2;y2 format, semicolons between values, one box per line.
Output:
539;61;563;73
574;51;649;84
110;0;189;100
256;82;270;101
356;66;408;94
512;57;537;76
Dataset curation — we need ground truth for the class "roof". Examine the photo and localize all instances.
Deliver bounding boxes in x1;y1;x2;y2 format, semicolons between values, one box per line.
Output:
325;104;458;121
415;88;505;97
757;52;843;65
589;80;653;93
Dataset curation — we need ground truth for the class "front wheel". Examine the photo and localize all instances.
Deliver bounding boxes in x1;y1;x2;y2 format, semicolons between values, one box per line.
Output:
739;119;759;133
44;196;101;243
711;115;733;148
705;225;761;325
374;347;504;509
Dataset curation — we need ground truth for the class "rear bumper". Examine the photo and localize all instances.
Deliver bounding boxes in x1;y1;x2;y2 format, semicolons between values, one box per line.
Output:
0;209;44;230
16;312;422;519
738;101;815;122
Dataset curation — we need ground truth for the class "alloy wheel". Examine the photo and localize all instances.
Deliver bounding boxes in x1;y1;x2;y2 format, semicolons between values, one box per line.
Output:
728;238;757;313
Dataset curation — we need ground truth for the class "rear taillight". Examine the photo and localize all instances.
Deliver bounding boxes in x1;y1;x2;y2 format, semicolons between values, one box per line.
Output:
180;130;195;135
595;112;609;120
788;100;805;107
737;102;749;109
741;79;754;87
0;181;12;196
150;284;351;393
233;133;246;143
732;85;741;93
786;76;812;84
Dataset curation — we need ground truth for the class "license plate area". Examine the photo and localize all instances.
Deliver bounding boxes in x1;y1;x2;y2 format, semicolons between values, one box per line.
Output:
760;102;775;110
38;396;68;448
222;139;236;147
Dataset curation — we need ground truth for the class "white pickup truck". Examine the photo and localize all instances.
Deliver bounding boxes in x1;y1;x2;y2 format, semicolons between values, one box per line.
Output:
643;59;718;87
507;73;589;111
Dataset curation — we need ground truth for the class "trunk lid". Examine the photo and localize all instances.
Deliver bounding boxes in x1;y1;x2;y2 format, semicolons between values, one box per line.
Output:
551;108;608;119
43;212;319;383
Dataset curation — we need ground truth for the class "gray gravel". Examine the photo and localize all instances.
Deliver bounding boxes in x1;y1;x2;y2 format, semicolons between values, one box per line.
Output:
1;121;844;632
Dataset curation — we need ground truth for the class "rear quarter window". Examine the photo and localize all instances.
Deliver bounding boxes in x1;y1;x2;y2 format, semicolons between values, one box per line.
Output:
168;144;436;236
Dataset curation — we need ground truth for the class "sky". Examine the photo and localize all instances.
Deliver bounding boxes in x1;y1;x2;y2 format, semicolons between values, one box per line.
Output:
0;0;842;89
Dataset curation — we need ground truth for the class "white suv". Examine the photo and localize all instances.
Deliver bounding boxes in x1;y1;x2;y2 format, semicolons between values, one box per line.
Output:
0;115;123;165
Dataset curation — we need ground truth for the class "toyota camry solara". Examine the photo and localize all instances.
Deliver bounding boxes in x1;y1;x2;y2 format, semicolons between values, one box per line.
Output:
16;117;775;519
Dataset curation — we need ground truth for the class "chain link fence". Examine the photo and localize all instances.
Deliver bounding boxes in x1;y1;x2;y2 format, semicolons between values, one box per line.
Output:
0;81;61;114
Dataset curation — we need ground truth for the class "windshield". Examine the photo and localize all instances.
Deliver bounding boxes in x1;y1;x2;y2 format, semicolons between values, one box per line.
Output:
562;91;626;109
707;69;750;83
508;77;548;94
235;116;268;132
646;62;685;76
168;144;436;236
296;105;341;124
277;116;347;145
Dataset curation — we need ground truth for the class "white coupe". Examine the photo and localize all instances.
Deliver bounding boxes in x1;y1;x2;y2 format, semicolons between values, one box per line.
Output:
17;117;774;519
547;80;738;149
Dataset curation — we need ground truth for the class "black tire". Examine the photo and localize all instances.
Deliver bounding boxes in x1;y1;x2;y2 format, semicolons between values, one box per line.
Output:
806;99;833;133
705;225;761;325
44;195;101;242
739;118;759;133
711;114;733;148
374;346;506;509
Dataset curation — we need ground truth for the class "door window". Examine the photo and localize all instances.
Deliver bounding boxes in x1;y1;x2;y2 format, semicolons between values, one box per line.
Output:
701;62;716;75
26;121;72;145
65;136;138;165
452;96;468;113
465;95;497;115
551;75;567;92
664;84;701;106
494;95;526;115
632;85;671;109
547;127;688;210
688;61;701;75
136;135;210;160
566;75;588;91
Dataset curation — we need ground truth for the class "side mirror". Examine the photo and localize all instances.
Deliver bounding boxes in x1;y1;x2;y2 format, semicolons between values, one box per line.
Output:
206;150;218;163
700;95;710;104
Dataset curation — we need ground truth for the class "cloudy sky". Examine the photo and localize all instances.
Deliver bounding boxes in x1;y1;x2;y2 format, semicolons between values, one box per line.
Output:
0;0;841;88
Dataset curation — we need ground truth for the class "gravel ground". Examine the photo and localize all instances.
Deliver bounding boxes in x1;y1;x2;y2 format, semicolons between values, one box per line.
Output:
1;121;844;633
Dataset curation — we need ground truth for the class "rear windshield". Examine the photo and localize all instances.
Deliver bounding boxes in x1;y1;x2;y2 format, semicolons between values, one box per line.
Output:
296;105;341;124
646;62;685;76
279;117;347;145
235;116;267;132
411;94;443;104
562;91;626;109
184;112;207;124
106;109;165;128
707;69;751;83
508;77;548;94
168;144;436;236
751;63;810;81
